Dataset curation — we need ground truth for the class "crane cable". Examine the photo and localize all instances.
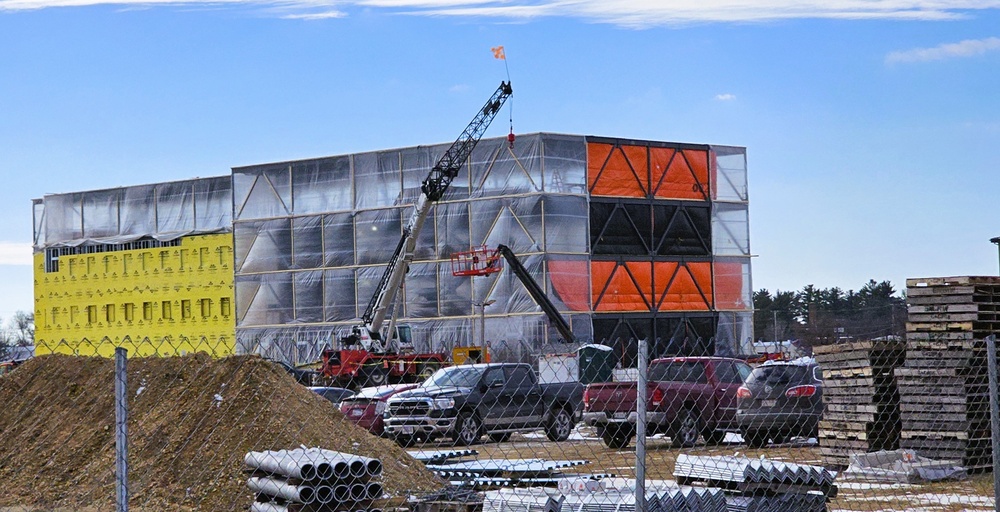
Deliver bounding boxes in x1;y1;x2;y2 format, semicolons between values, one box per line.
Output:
493;45;515;149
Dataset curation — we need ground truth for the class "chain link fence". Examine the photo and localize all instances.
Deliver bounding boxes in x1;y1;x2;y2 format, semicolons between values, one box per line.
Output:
1;332;998;511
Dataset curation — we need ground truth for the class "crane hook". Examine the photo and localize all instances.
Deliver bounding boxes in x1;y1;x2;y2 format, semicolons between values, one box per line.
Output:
507;129;516;149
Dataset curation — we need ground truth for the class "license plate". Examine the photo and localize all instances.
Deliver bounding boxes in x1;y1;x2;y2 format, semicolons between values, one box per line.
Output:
612;412;627;420
401;426;415;434
761;399;777;408
350;409;363;417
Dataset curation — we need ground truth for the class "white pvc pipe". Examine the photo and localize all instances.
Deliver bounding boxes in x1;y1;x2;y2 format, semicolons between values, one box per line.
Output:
365;482;384;501
247;477;316;505
244;451;318;481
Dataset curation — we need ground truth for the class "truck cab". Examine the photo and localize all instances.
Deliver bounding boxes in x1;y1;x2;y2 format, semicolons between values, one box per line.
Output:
384;363;582;446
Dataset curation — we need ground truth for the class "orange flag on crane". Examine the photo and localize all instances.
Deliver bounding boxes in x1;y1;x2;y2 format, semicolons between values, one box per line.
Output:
491;46;506;60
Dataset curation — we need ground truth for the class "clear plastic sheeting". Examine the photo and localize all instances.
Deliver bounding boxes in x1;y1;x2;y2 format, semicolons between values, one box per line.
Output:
710;145;748;202
35;176;232;249
712;203;750;256
235;219;293;274
234;165;291;220
403;262;440;319
323;213;355;268
353;209;403;265
471;196;544;252
32;199;45;246
540;134;588;194
469;135;543;198
291;156;353;215
715;310;754;356
236;273;294;327
543;195;588;254
323;268;357;322
291;216;323;270
231;133;752;360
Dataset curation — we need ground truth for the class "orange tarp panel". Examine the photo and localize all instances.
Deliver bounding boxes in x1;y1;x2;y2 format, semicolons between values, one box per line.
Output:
654;261;712;311
588;143;647;198
713;261;746;309
592;261;651;312
547;260;592;312
651;148;709;200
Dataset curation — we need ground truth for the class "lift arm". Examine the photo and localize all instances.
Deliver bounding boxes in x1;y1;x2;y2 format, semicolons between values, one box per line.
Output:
358;81;513;351
494;244;575;344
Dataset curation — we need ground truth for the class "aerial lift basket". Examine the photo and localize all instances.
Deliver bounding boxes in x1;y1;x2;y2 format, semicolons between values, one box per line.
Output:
450;245;502;276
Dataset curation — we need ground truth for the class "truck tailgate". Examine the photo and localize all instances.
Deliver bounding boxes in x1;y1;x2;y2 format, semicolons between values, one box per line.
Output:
584;382;640;413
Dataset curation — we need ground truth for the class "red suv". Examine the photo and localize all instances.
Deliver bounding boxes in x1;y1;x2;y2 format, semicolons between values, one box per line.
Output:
340;384;419;436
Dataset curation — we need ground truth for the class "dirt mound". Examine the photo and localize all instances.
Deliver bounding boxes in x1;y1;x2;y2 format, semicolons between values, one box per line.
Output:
0;354;441;511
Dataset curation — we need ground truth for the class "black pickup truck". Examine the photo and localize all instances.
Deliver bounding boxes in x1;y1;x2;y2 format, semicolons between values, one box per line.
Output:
383;363;584;446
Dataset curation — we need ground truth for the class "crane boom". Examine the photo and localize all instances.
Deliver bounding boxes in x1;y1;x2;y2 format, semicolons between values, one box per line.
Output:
355;81;513;352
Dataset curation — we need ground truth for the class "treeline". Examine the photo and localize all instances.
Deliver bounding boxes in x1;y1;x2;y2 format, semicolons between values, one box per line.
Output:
0;311;35;360
753;279;905;346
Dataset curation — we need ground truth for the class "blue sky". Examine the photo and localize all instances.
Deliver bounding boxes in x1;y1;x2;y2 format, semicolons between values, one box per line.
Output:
1;1;999;323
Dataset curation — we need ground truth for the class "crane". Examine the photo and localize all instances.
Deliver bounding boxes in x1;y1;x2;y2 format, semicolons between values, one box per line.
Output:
343;81;513;355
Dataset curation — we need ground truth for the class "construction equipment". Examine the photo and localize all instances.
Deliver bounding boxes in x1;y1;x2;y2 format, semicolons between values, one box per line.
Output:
450;243;575;343
320;81;513;388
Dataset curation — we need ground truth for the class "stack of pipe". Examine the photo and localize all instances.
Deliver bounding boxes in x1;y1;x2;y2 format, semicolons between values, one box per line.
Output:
245;447;385;512
673;454;836;511
482;486;728;512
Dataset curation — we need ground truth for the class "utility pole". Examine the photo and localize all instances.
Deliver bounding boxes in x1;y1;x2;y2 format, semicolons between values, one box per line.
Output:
474;299;496;349
991;237;1000;275
773;310;779;342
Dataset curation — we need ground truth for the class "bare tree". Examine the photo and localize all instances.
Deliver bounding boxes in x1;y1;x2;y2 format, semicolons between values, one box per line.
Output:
9;311;34;347
0;316;10;361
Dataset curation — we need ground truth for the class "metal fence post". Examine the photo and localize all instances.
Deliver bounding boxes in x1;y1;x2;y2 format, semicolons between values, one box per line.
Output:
987;335;999;512
115;347;129;512
635;338;647;512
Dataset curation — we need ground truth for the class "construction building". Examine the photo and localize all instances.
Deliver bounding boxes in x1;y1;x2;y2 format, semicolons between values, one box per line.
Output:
32;177;236;357
32;133;752;365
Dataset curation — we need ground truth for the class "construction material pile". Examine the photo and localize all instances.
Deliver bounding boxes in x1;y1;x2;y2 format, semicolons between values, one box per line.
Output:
673;454;836;512
898;276;1000;471
245;448;384;512
482;485;728;512
813;340;905;468
0;354;440;511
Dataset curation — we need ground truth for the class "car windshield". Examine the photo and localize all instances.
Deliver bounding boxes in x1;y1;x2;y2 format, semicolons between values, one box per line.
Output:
746;365;809;386
422;366;485;388
647;362;707;383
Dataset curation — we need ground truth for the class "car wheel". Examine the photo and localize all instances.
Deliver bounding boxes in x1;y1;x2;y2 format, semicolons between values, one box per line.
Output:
454;412;482;446
742;429;768;448
545;408;574;442
601;424;633;449
488;432;512;443
671;408;701;448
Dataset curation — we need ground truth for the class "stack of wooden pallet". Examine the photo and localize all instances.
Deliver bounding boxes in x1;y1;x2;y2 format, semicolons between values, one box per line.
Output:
814;340;905;468
898;276;1000;471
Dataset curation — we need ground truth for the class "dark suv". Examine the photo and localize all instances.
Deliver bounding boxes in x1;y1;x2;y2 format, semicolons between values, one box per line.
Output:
736;358;823;447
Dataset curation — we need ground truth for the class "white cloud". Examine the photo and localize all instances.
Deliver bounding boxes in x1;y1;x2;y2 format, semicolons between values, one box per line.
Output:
281;10;347;19
886;36;1000;63
715;93;736;101
449;84;470;93
3;0;1000;26
0;242;32;266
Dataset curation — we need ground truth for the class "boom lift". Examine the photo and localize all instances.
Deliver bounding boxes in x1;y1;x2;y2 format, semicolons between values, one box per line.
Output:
451;244;576;344
320;81;513;388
